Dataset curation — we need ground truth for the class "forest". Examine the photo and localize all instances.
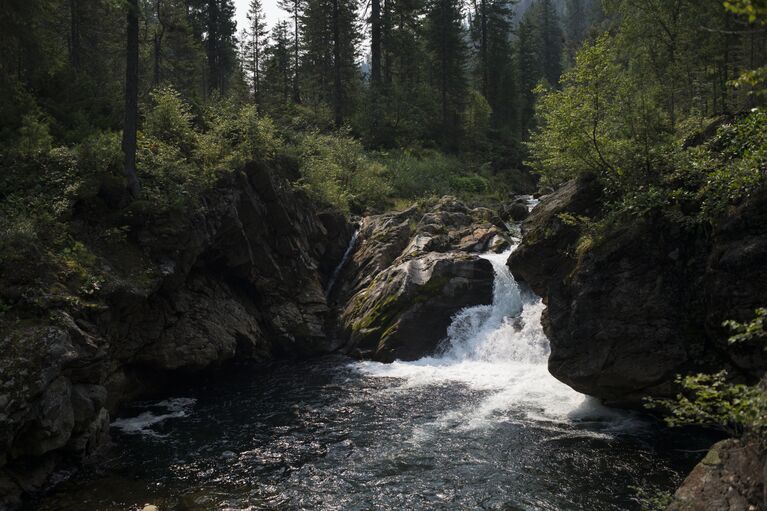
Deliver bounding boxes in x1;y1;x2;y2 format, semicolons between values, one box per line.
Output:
1;0;766;509
3;0;764;219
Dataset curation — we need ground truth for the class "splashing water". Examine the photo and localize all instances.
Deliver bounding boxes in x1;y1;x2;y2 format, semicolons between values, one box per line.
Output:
355;245;636;431
34;225;709;510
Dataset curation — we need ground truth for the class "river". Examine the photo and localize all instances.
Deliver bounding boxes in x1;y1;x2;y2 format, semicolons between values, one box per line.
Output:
31;247;709;510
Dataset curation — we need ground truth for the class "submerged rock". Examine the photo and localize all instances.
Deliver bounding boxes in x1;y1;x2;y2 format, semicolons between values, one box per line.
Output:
336;197;508;361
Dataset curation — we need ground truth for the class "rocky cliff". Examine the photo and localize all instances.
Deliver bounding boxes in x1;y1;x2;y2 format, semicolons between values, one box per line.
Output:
508;174;767;406
0;162;352;508
333;197;511;361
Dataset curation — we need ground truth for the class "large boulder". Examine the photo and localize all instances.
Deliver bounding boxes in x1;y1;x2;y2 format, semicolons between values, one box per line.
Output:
509;176;767;406
337;197;507;361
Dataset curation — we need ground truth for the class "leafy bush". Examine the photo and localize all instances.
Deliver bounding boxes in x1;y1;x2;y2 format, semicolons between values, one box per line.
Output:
196;102;282;171
382;149;464;198
144;86;197;153
692;110;767;218
646;309;767;440
298;131;391;214
527;33;673;194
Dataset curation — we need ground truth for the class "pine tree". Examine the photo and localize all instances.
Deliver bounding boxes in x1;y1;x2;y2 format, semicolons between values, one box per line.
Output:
425;0;468;147
263;20;294;104
470;0;516;130
536;0;563;87
563;0;586;65
278;0;306;102
188;0;238;95
123;0;141;197
515;9;541;137
242;0;269;105
302;0;361;125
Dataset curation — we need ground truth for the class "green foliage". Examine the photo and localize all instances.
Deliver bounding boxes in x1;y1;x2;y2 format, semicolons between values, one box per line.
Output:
527;34;672;193
197;100;282;171
724;0;767;23
648;372;767;438
297;131;391;214
15;113;54;157
646;309;767;440
725;308;767;347
680;109;767;219
144;87;197;153
632;486;674;511
383;150;465;199
462;89;492;147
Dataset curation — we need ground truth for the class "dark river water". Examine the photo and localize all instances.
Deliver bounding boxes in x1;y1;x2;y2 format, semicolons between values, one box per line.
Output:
31;251;710;511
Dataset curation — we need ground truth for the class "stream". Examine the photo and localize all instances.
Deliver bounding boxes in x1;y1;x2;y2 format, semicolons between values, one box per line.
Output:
31;248;709;510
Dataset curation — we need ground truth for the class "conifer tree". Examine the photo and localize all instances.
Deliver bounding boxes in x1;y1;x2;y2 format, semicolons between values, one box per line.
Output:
242;0;269;105
263;20;294;104
425;0;468;147
278;0;306;102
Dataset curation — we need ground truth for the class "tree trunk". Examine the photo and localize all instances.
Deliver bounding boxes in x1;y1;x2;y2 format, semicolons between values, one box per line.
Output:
123;0;141;198
153;0;165;86
332;0;343;127
480;0;487;97
207;0;219;94
293;2;301;103
371;0;382;84
69;0;80;70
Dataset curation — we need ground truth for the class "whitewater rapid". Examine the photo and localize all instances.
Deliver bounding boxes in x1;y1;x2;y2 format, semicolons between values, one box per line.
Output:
354;246;636;432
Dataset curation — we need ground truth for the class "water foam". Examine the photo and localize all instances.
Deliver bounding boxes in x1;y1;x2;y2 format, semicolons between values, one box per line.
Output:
111;397;197;437
354;244;639;432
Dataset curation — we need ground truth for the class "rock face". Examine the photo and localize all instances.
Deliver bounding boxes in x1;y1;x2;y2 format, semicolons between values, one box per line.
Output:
0;162;351;508
508;175;767;406
334;197;508;361
666;439;766;511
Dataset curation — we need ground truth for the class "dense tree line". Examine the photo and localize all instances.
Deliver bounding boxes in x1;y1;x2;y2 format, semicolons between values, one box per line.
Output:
1;0;765;179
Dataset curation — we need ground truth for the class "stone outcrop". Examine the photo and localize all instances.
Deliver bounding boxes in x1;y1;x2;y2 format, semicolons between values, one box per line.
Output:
508;175;767;406
334;197;509;361
0;162;352;508
666;439;766;511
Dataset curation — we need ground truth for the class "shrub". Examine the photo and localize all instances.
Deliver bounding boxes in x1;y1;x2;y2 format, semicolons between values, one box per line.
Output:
646;308;767;441
527;33;673;195
298;131;391;214
15;113;54;157
144;86;197;153
382;149;464;198
196;102;282;171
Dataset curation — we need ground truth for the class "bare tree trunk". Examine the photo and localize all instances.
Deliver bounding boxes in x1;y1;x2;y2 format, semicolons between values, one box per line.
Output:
153;0;165;86
293;1;301;103
123;0;141;198
69;0;80;69
207;0;220;94
480;0;487;97
371;0;381;84
332;0;343;127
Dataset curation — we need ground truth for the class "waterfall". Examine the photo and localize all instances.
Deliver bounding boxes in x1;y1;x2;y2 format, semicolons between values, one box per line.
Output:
325;229;359;301
354;240;633;429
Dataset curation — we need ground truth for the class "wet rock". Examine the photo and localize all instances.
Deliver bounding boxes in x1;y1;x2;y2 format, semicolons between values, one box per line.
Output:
666;439;765;511
337;197;505;361
0;162;354;507
500;200;530;222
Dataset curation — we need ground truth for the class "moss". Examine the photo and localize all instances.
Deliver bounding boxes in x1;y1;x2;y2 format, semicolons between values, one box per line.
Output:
701;444;723;466
413;275;450;304
352;293;403;333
